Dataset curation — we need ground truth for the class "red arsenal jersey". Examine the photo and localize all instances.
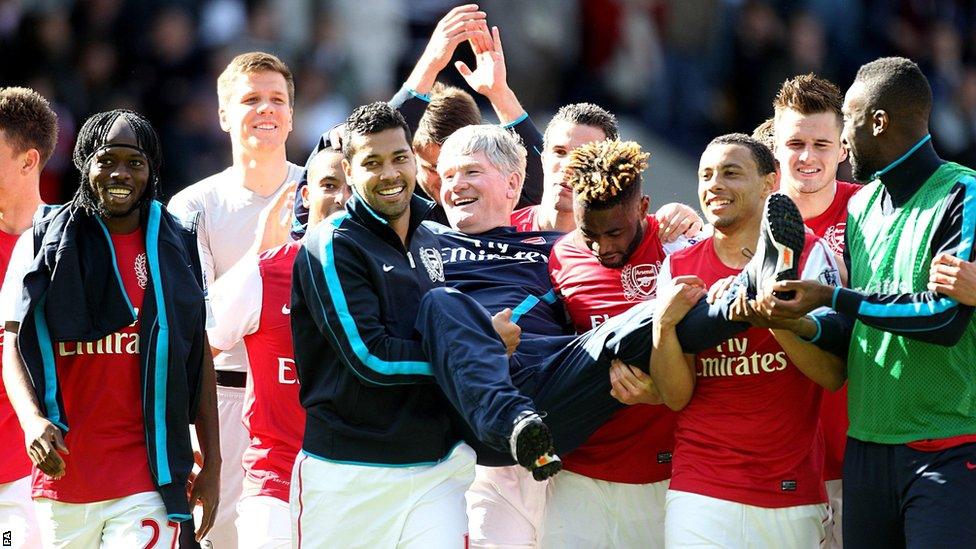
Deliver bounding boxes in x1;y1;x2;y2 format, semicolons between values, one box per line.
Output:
549;215;676;483
801;181;860;257
33;229;155;503
798;181;860;481
0;230;29;484
662;234;833;507
241;242;305;502
510;205;540;233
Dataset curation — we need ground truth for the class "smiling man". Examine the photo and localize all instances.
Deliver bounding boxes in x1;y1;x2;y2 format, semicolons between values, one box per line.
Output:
650;134;844;548
755;57;976;549
289;102;477;547
416;126;747;547
167;52;303;548
0;110;220;547
771;73;859;547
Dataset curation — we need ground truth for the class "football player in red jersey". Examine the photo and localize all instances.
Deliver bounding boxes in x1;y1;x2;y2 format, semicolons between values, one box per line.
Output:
208;144;349;548
546;140;694;548
2;110;220;547
511;103;618;233
652;133;844;548
771;73;859;548
0;87;57;549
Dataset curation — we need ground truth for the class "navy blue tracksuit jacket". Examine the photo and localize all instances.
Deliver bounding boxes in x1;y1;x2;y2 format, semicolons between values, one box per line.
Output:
291;193;463;465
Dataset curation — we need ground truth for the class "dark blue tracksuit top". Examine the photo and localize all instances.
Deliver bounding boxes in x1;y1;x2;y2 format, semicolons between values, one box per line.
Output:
291;193;463;465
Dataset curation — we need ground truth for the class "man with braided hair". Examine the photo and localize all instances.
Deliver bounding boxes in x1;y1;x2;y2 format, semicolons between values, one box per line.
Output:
1;110;220;547
545;140;696;548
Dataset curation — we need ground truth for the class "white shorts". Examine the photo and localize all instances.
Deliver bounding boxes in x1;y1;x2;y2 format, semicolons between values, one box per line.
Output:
542;471;668;549
34;491;179;549
824;479;842;548
290;443;475;549
465;465;547;548
237;495;291;549
665;490;828;549
0;476;40;549
192;384;249;549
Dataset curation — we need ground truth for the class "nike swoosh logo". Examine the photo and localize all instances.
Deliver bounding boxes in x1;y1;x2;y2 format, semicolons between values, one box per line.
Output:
966;461;976;470
281;304;291;315
383;264;394;272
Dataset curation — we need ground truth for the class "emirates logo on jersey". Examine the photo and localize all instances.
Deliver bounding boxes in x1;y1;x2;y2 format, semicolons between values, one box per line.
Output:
419;247;445;283
621;263;659;301
823;223;846;255
134;253;148;289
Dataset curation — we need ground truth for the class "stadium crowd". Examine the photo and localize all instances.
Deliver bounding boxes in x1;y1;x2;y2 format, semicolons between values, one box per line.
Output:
1;2;976;549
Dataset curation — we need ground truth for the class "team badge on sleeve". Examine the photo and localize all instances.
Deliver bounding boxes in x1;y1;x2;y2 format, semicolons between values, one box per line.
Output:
621;263;660;301
419;247;445;283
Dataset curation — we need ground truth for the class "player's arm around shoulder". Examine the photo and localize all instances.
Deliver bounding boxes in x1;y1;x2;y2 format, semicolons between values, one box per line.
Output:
649;258;700;411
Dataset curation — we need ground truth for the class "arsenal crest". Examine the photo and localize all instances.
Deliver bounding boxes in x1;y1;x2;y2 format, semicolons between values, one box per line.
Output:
621;263;659;301
823;223;846;255
419;247;445;282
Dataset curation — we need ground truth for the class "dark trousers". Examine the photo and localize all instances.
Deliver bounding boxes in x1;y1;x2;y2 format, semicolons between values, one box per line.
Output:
843;437;976;549
416;287;743;464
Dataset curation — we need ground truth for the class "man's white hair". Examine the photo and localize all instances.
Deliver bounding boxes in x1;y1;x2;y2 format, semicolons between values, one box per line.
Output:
440;124;527;185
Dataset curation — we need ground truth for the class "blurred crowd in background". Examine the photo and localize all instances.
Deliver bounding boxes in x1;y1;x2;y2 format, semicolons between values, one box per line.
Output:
3;0;976;203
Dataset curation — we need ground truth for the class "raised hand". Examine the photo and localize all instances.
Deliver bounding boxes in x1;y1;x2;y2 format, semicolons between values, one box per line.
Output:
252;181;297;255
406;5;490;95
456;25;525;123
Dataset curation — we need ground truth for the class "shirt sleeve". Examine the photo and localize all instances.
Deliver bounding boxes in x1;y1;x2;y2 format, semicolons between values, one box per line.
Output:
663;235;695;256
207;254;262;351
656;256;674;298
833;181;975;345
508;115;544;209
167;194;216;288
0;231;34;325
295;234;433;386
389;84;430;135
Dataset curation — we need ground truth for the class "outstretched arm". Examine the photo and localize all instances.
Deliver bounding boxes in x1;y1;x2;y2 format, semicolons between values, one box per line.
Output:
456;24;543;206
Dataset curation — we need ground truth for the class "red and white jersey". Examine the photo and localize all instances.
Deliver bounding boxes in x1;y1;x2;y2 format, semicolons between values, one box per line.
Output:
0;230;29;484
22;230;154;503
208;241;304;503
797;180;861;481
549;215;688;484
660;233;837;507
801;181;860;257
510;205;540;233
